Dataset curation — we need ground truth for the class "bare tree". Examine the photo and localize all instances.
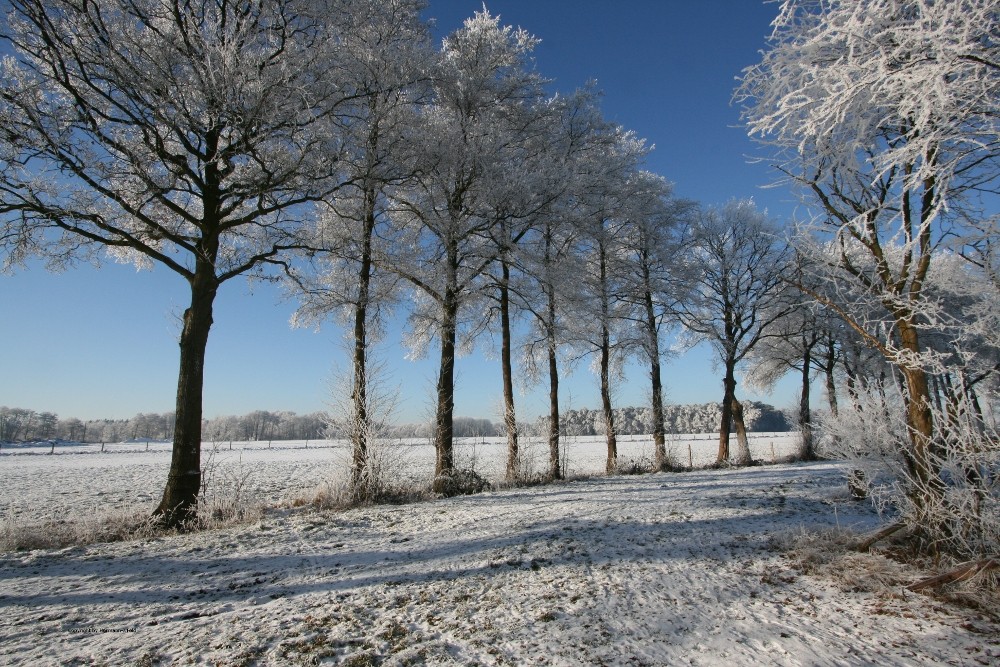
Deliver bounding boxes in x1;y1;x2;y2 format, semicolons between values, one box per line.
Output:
670;200;792;465
619;172;695;469
515;87;612;480
481;98;567;484
0;0;353;525
744;272;834;461
564;132;649;474
291;0;430;497
387;10;547;490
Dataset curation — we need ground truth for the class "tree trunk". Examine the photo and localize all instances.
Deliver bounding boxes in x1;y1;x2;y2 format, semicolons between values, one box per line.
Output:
544;231;561;481
642;275;667;470
845;367;860;410
600;330;617;474
154;264;218;527
964;377;986;434
718;362;736;463
731;395;751;465
901;364;942;509
897;322;943;519
547;316;561;480
799;345;815;461
825;340;839;418
598;244;617;474
433;284;458;488
500;260;519;482
350;195;376;496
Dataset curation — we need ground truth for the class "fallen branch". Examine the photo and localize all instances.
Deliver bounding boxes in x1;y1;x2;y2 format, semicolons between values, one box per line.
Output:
853;521;906;552
907;559;999;592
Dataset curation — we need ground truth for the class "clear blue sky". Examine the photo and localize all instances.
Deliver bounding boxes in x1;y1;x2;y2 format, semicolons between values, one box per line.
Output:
0;0;805;424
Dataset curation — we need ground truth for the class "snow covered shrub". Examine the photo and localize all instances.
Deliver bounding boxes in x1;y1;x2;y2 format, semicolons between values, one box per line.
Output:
819;387;999;560
616;456;655;476
493;427;549;487
297;456;430;509
341;435;421;504
432;468;490;497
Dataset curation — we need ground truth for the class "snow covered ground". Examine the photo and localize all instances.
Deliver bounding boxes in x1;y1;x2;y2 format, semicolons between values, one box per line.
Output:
1;437;997;665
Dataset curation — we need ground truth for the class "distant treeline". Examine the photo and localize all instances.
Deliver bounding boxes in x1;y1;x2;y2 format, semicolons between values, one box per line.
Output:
1;402;790;444
558;403;791;436
0;406;325;444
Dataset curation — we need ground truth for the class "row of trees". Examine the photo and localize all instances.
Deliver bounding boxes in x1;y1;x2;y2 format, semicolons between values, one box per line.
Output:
287;9;801;489
0;406;327;444
560;403;790;439
0;407;178;443
0;402;792;445
0;0;797;521
2;0;997;557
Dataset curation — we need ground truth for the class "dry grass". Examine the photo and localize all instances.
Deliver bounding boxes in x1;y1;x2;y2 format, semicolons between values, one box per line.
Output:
0;465;266;552
286;478;434;511
776;526;1000;619
0;506;161;552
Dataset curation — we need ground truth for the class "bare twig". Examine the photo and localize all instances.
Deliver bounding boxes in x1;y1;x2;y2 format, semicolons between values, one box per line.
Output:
853;521;907;552
907;559;999;592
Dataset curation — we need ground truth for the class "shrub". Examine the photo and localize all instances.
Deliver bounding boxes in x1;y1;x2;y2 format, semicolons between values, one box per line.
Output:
433;468;490;497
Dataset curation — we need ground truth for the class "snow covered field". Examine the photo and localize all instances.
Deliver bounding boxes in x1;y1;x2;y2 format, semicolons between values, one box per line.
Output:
1;437;998;666
0;433;794;525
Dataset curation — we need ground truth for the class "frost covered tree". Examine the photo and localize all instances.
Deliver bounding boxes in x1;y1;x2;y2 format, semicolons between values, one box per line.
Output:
290;0;430;496
738;0;1000;543
744;258;838;461
0;0;354;525
619;171;694;469
564;132;649;474
0;407;33;442
478;93;568;483
517;209;577;480
514;87;616;480
387;10;547;489
670;200;792;465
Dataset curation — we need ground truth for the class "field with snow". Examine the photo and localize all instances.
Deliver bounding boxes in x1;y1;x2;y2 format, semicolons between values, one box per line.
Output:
1;435;998;665
0;433;793;525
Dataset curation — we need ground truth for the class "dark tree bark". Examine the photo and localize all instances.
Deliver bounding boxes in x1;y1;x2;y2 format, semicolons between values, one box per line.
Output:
154;255;219;526
600;330;618;474
799;343;815;460
824;338;839;418
542;229;562;480
547;322;561;480
500;259;519;482
641;259;667;470
895;319;945;518
717;359;751;465
598;244;617;474
718;362;736;463
350;189;377;496
731;395;751;465
433;277;459;489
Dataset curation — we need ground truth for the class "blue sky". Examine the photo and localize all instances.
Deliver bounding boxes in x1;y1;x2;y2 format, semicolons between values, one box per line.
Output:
0;1;806;423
